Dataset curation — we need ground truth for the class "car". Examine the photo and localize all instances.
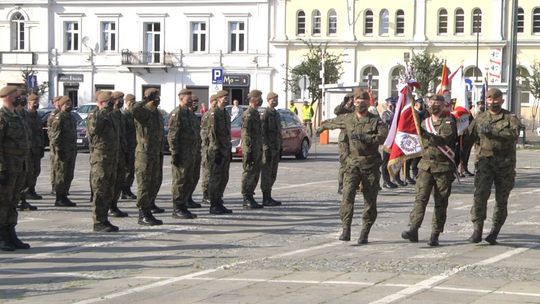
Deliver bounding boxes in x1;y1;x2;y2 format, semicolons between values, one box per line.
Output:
76;103;97;120
230;108;311;160
76;118;90;150
37;107;83;148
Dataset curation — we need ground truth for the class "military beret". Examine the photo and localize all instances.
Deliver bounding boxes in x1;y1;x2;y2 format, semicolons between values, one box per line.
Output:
16;88;27;96
96;91;112;102
247;90;262;99
216;90;228;98
0;85;19;97
28;94;39;101
429;94;446;103
125;94;135;102
57;96;71;106
414;98;424;104
111;91;124;99
191;94;199;101
267;92;278;100
210;94;217;102
178;89;192;96
53;96;62;103
487;88;503;99
144;88;160;98
354;89;371;100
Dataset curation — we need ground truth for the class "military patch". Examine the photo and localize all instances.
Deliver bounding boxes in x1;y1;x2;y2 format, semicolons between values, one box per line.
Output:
445;121;451;124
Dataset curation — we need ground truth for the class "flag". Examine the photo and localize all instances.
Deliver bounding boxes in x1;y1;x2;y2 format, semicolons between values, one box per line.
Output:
437;61;452;103
383;83;422;178
452;66;470;135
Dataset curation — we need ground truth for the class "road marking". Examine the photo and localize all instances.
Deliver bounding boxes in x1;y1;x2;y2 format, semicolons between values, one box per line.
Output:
368;243;540;304
73;241;341;304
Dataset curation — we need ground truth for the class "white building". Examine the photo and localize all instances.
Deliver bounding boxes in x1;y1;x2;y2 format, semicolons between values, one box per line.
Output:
1;0;279;112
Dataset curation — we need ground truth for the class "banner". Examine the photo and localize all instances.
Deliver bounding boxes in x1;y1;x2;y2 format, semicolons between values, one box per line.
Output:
452;66;470;135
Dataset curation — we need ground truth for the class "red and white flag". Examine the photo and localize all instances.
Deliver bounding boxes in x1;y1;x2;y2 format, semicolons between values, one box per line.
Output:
383;83;422;177
452;66;470;135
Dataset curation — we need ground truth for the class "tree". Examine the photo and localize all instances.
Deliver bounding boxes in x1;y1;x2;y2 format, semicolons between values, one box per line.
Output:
409;49;444;97
525;61;540;130
285;41;344;105
21;67;49;96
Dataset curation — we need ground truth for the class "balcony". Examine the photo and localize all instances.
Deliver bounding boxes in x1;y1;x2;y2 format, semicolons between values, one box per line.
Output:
121;49;178;73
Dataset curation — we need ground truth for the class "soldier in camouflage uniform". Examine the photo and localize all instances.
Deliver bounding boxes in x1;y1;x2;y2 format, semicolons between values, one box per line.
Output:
87;91;120;232
200;94;218;205
207;90;233;214
49;96;77;207
133;88;164;225
260;92;283;207
241;90;264;209
109;92;129;217
401;95;457;246
121;94;137;200
0;86;31;251
168;89;198;219
467;88;520;245
317;90;388;244
24;94;45;203
48;96;62;194
334;94;354;194
187;94;202;209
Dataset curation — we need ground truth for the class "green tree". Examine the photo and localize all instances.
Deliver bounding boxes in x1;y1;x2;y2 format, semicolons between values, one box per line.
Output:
21;67;49;96
285;41;344;106
525;61;540;130
409;49;444;97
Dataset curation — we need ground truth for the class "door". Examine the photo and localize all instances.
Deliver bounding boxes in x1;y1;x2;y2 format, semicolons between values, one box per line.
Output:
64;83;79;107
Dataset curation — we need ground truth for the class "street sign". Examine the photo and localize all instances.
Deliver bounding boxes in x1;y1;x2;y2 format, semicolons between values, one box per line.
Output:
58;74;84;82
212;68;224;84
223;74;250;87
465;79;473;91
298;76;310;91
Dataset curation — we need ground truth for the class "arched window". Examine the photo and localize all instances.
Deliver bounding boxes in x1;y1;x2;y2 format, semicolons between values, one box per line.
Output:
390;66;404;97
364;10;374;35
472;8;482;34
455;8;464;34
464;66;482;80
312;10;321;35
533;8;540;33
297;10;306;35
328;9;337;35
395;10;405;35
517;7;524;33
11;12;25;51
438;9;448;34
361;66;379;98
517;66;530;104
380;9;389;35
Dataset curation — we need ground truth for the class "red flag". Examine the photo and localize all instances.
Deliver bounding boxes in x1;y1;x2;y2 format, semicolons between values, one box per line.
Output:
452;66;470;135
383;83;422;177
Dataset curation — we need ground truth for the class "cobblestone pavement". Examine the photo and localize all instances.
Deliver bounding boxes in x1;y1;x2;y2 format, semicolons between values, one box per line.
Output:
1;144;540;304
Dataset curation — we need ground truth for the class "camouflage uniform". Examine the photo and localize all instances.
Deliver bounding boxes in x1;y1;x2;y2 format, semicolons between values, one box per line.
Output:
13;108;31;209
260;106;282;205
190;110;202;205
87;107;119;226
24;107;44;197
241;105;263;206
320;111;388;243
467;108;520;243
110;109;128;214
207;106;231;208
200;111;212;202
47;108;59;192
122;104;137;198
334;100;354;193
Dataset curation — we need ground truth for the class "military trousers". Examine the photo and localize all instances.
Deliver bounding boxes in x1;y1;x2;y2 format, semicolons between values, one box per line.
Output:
208;150;230;201
241;149;262;196
341;164;380;229
135;152;163;209
26;149;42;192
123;149;136;190
90;157;117;223
261;148;280;193
112;151;127;205
171;153;196;207
409;169;454;233
338;141;350;190
0;171;24;225
200;147;210;197
52;148;77;196
191;146;202;197
471;157;515;228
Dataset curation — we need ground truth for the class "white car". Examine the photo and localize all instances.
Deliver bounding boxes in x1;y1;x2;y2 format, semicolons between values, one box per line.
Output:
76;103;98;120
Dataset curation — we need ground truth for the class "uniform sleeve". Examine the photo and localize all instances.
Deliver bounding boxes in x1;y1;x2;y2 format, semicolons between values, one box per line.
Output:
132;101;150;124
492;114;520;142
0;117;6;172
334;101;348;115
241;111;252;153
48;115;62;148
167;110;181;155
320;115;348;130
466;117;479;144
373;118;389;145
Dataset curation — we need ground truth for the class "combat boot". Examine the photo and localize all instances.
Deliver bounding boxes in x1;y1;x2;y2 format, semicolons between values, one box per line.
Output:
485;226;501;245
339;226;351;241
187;195;202;209
0;226;16;251
401;228;419;242
25;189;42;200
337;183;343;195
209;201;226;215
121;188;137;200
383;181;398;189
18;199;38;211
109;205;128;218
202;190;211;205
358;226;371;245
62;195;76;207
54;194;74;207
468;222;483;243
243;195;263;209
7;225;30;249
94;222;119;233
172;204;197;219
427;232;440;247
138;208;163;226
150;200;165;214
217;198;233;214
262;192;280;206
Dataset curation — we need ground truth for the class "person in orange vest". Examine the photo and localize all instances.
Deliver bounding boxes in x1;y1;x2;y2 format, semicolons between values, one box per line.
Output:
302;100;314;137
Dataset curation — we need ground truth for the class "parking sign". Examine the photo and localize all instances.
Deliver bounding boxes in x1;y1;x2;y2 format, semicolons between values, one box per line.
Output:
212;68;224;84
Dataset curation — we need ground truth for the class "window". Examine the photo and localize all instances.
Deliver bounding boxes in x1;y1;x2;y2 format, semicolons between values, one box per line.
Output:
464;66;482;79
191;22;207;52
328;9;337;35
297;10;306;35
438;9;448;34
11;12;25;51
143;22;161;63
517;7;524;33
229;21;245;52
364;10;373;35
390;66;404;97
472;8;482;34
95;84;115;91
361;66;379;98
395;10;405;35
455;8;464;34
379;9;389;35
101;21;117;52
64;21;80;51
312;10;321;35
533;8;540;34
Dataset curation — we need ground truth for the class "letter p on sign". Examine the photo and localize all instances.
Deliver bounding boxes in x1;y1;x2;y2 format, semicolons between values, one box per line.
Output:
212;68;224;84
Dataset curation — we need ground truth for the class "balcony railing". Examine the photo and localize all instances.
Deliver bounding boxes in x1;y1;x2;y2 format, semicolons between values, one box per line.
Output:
121;49;176;66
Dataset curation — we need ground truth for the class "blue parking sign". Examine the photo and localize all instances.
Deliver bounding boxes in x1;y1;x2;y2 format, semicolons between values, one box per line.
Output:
212;68;224;84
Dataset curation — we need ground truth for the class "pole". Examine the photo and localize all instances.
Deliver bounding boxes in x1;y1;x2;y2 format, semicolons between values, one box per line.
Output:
475;11;480;83
507;0;519;113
